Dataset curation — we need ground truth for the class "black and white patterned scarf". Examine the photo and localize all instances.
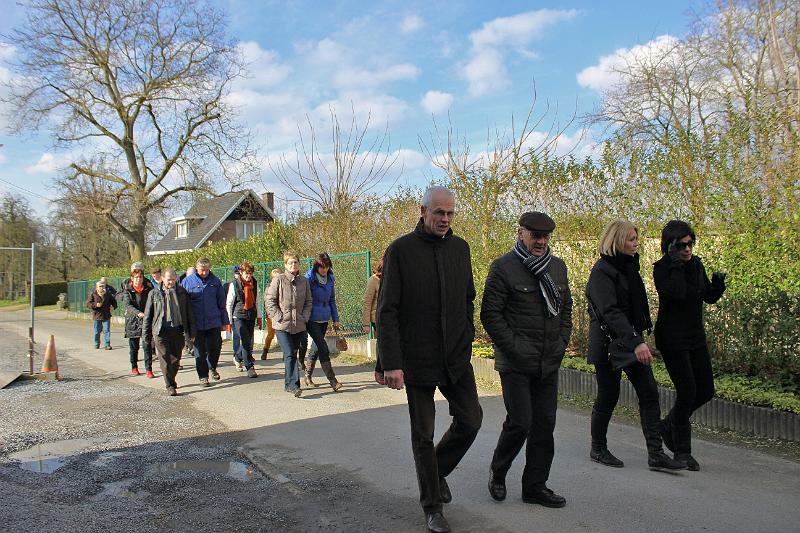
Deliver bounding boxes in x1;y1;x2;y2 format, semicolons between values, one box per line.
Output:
513;240;562;317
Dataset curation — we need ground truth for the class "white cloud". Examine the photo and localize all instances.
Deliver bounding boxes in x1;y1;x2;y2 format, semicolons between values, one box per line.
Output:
577;35;679;93
333;63;420;90
395;148;428;170
25;153;61;174
420;90;453;115
0;42;18;131
236;41;291;89
462;9;579;97
401;15;424;33
312;93;410;129
463;49;509;97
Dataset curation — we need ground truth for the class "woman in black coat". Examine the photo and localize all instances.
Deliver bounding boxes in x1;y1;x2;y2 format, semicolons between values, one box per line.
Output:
654;220;725;471
586;219;684;471
122;263;155;377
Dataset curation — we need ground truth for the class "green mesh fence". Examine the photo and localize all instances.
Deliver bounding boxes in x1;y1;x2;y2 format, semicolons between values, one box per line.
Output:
67;252;373;339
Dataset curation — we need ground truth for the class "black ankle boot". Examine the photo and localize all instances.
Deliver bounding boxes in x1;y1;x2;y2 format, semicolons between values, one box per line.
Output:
590;446;624;468
673;423;699;471
648;451;687;471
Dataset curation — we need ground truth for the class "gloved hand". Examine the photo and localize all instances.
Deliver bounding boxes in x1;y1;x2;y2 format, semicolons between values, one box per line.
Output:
667;239;682;263
712;271;727;287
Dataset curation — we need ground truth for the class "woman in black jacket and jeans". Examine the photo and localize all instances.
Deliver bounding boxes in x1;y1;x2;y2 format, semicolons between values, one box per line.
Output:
654;220;725;471
586;219;684;471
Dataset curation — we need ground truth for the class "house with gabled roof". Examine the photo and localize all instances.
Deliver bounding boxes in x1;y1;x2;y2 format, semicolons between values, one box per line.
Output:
147;190;277;256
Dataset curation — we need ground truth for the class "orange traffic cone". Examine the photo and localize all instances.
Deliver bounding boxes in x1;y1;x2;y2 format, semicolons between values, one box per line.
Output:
41;334;61;379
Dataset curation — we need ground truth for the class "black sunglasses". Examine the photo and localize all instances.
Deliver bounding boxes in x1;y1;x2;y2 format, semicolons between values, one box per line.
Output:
675;240;695;250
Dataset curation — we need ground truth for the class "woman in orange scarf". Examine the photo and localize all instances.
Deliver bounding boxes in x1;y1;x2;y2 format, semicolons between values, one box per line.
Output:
226;261;262;378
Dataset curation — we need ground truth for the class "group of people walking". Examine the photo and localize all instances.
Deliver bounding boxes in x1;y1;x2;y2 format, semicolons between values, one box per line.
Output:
373;186;726;533
85;185;726;533
90;253;347;398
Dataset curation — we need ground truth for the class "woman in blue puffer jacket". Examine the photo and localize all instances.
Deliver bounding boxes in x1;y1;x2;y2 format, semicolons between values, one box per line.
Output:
302;252;343;391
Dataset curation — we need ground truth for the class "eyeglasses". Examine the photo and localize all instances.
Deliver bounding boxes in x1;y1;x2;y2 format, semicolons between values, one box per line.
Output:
675;240;695;250
528;230;551;240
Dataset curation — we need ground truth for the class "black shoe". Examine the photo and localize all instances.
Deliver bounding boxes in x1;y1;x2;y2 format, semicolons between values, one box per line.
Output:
425;512;450;533
488;477;506;501
522;487;566;508
211;369;221;380
648;451;688;471
675;453;699;471
95;345;100;349
105;345;112;350
590;447;624;468
439;477;451;503
167;386;177;396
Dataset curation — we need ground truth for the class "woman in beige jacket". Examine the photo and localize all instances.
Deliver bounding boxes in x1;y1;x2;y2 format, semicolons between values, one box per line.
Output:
361;257;382;337
266;251;312;397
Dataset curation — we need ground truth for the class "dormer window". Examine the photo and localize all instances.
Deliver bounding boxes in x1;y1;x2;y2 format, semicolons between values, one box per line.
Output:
176;221;189;238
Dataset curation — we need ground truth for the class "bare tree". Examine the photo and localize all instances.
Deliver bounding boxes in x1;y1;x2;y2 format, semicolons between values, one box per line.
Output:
269;106;401;215
420;86;578;255
588;0;799;223
2;0;258;261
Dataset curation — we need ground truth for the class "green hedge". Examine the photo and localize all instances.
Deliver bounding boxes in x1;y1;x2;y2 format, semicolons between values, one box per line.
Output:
35;281;67;306
472;347;800;415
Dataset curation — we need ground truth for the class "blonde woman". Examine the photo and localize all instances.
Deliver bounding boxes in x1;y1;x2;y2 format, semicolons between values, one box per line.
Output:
266;251;312;397
585;219;685;472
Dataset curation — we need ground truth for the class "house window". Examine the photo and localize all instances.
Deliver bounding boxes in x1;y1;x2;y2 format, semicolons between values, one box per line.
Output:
236;221;264;240
176;221;188;238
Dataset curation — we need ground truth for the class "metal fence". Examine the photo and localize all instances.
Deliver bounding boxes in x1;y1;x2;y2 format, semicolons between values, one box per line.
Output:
67;251;374;338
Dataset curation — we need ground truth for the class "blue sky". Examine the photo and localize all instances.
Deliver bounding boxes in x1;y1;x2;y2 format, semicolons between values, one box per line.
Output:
0;0;696;215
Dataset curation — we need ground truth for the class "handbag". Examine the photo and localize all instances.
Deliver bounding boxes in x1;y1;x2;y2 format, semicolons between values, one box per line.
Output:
586;295;637;371
335;335;348;352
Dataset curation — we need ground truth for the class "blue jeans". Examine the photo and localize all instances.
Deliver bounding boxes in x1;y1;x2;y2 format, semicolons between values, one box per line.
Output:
233;317;255;369
275;330;305;392
93;319;110;347
232;318;241;356
194;328;222;379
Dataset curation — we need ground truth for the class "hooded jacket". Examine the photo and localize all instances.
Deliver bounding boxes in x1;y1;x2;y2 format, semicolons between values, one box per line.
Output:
266;270;312;334
180;271;229;330
305;268;340;323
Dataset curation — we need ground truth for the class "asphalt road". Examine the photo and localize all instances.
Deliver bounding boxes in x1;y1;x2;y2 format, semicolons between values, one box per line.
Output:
2;308;799;532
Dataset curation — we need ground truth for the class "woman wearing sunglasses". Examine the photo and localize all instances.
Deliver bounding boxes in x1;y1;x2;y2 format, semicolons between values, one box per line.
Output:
653;220;726;471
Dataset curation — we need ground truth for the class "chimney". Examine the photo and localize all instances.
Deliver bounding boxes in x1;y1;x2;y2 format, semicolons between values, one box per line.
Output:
262;191;275;211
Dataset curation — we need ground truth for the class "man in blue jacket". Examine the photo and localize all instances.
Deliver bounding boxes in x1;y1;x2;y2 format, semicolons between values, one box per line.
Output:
181;257;229;387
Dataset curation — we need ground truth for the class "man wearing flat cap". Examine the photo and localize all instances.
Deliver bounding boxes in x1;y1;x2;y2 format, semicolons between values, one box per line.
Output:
480;211;572;508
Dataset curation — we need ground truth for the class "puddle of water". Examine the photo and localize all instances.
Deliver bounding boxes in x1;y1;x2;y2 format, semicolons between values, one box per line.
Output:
150;460;258;481
95;479;150;499
90;451;125;468
9;438;96;474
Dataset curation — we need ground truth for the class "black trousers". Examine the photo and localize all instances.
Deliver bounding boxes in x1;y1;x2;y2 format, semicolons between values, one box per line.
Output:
592;362;663;453
661;344;715;426
128;336;153;371
154;329;184;389
405;365;482;514
490;370;558;494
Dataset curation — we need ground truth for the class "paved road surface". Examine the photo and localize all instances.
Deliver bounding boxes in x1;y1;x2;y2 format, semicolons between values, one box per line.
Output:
2;308;799;532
